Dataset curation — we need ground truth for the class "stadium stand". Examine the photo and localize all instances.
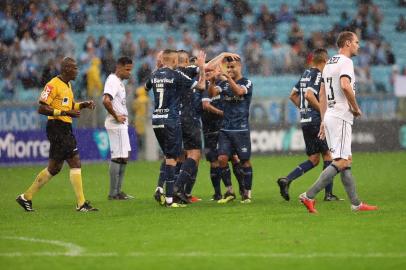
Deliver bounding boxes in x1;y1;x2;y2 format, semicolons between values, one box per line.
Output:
0;0;404;102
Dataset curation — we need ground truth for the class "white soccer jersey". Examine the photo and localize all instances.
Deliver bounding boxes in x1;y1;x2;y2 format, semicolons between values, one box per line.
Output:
104;74;128;129
322;54;356;125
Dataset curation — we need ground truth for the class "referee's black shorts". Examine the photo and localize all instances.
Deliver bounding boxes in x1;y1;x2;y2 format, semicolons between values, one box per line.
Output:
46;120;78;161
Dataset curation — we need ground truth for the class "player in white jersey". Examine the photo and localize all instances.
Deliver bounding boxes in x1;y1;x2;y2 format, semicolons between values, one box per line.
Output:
298;31;378;213
102;57;134;200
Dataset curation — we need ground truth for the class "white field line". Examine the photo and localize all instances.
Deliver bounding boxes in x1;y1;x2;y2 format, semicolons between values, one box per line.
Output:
2;236;84;256
1;237;406;258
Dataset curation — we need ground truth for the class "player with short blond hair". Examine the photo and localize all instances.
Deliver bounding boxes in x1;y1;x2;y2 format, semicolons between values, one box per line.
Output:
299;32;378;213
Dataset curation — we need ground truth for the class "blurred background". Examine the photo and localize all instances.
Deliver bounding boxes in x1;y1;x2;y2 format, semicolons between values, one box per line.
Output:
0;0;405;164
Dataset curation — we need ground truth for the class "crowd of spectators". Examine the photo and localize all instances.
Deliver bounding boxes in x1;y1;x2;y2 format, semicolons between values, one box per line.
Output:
0;0;405;101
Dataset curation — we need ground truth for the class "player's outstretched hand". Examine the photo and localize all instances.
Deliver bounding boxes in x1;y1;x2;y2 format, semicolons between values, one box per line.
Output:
65;110;81;118
115;115;127;124
82;100;96;110
197;50;206;68
318;122;326;140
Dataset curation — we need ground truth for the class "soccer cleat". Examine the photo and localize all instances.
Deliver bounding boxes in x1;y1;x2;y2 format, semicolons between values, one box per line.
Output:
117;191;134;200
324;193;344;201
299;193;317;213
153;190;166;206
16;194;34;212
174;192;190;204
166;202;186;208
211;193;223;201
187;195;202;203
217;191;236;204
277;177;290;201
351;202;378;212
240;193;252;204
76;201;98;212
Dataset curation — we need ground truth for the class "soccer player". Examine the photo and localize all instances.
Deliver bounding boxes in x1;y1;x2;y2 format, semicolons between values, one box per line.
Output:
203;69;246;201
277;48;341;202
173;50;203;203
16;57;98;212
209;57;253;203
299;31;378;213
102;56;134;200
146;49;206;207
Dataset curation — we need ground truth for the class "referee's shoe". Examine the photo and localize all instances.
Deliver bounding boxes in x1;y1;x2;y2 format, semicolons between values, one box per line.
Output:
76;201;98;212
16;194;34;212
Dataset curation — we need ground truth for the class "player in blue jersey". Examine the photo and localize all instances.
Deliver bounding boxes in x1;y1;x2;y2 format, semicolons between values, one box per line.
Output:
172;50;203;203
153;51;241;204
276;48;341;202
202;69;246;201
209;57;253;203
145;49;206;207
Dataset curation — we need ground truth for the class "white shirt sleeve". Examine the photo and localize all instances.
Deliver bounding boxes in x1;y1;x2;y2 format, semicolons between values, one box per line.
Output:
339;58;354;83
103;76;118;98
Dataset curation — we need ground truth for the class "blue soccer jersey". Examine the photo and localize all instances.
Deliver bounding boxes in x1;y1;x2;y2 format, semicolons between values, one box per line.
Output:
177;65;200;121
145;67;197;121
293;67;323;126
216;77;253;131
201;81;223;134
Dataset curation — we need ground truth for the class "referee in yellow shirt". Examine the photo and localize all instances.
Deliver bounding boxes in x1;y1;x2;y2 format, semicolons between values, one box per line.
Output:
16;57;98;212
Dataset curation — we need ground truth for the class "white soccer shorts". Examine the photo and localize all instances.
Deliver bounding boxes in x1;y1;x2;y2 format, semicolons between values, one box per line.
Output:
106;128;131;159
324;115;352;160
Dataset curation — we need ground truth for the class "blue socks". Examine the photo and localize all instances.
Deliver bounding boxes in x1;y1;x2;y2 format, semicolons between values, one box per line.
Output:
232;162;245;194
286;160;315;183
219;165;232;187
175;158;196;192
157;161;165;188
185;166;198;195
164;164;175;198
210;167;222;195
242;166;253;190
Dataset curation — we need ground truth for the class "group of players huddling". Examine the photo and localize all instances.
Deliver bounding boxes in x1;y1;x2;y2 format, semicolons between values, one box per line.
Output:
16;30;378;213
146;49;253;207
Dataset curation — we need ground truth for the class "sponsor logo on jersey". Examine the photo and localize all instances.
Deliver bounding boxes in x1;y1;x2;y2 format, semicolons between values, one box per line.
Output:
40;85;53;101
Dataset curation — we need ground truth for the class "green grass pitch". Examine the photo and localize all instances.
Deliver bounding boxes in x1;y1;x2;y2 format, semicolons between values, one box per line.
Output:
1;152;406;270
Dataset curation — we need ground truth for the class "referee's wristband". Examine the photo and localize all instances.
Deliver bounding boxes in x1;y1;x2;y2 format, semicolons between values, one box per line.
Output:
53;109;61;116
73;103;81;110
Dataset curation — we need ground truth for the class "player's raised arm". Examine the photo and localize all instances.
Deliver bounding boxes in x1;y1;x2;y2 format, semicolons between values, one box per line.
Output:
340;76;361;117
205;52;240;71
195;50;206;90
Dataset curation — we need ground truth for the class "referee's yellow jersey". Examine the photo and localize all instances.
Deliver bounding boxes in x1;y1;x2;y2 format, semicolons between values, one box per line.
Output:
39;76;75;124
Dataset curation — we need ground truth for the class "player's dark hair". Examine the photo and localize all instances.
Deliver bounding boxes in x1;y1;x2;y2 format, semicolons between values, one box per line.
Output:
312;48;328;64
177;49;190;56
117;56;133;66
225;56;241;63
336;31;355;48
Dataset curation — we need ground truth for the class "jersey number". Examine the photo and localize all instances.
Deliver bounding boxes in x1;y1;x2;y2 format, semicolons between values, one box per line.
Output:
157;87;164;108
326;77;335;101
